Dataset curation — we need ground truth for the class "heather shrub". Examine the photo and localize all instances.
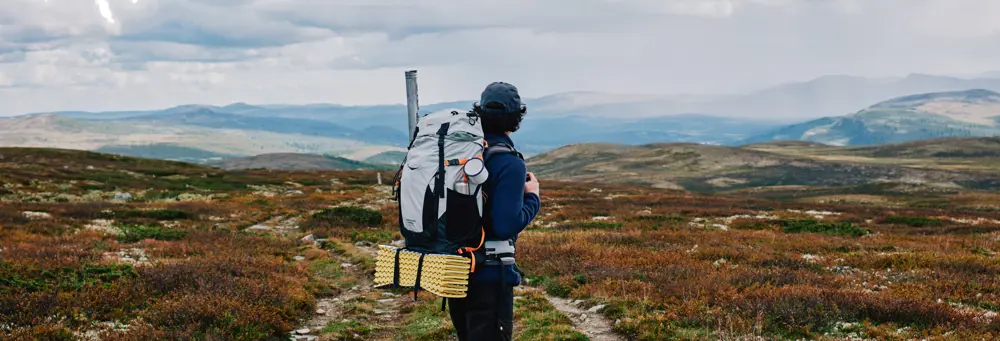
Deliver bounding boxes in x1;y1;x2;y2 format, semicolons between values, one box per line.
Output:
555;221;623;230
307;206;382;228
780;219;869;237
73;278;152;322
138;293;291;340
630;214;686;223
728;217;776;230
117;224;188;243
882;216;945;227
0;208;29;225
103;209;193;220
0;261;137;292
5;324;76;341
349;230;396;244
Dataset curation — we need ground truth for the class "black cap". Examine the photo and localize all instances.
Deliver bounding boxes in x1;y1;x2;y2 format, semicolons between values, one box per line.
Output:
479;82;523;115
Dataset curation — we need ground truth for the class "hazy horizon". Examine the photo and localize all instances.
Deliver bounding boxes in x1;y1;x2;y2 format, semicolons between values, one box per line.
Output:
2;0;1000;116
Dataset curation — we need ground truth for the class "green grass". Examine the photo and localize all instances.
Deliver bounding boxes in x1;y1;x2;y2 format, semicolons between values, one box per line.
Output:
322;320;376;340
0;262;137;292
350;231;396;244
401;298;455;341
308;258;357;290
515;290;589;341
312;206;383;226
321;297;381;340
117;224;188;243
633;214;686;222
309;259;346;279
305;206;385;236
780;219;869;237
104;209;193;220
883;216;945;227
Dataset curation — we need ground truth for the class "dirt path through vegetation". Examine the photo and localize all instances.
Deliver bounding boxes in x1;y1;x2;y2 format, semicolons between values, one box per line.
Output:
290;251;363;341
290;240;415;341
540;290;623;341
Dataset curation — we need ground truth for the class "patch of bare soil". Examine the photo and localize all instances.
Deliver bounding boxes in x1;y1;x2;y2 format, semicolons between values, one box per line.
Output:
529;288;623;341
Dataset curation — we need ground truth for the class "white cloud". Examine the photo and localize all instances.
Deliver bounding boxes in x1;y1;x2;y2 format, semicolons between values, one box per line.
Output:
0;0;997;116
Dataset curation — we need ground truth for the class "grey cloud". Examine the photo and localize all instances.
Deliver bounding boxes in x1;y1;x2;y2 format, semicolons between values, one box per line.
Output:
0;51;26;63
0;0;999;117
112;1;330;48
108;41;262;63
254;0;663;39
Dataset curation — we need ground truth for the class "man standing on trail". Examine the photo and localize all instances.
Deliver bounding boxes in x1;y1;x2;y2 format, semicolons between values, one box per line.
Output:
448;82;542;341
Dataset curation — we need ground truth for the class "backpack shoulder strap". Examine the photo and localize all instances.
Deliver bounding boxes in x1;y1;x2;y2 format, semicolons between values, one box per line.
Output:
484;142;523;163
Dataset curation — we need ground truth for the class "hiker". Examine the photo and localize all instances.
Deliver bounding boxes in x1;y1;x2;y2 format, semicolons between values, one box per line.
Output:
448;82;542;340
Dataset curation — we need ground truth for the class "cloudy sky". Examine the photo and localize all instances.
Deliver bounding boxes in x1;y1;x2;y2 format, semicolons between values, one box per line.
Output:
0;0;998;116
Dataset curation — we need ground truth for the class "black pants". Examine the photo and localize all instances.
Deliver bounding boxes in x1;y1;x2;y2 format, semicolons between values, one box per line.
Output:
448;280;514;341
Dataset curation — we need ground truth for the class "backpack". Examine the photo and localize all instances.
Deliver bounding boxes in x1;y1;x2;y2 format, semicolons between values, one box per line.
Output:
391;108;522;254
393;108;488;257
389;108;522;302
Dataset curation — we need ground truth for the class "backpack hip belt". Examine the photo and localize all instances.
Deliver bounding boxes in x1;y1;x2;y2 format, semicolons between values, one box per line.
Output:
483;239;515;266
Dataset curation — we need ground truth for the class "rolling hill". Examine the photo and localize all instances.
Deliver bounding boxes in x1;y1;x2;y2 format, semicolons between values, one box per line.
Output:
119;108;408;146
0;113;404;164
209;153;390;171
526;137;1000;193
742;89;1000;146
363;151;407;165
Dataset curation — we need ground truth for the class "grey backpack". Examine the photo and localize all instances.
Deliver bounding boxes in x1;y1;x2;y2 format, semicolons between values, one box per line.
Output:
392;108;489;257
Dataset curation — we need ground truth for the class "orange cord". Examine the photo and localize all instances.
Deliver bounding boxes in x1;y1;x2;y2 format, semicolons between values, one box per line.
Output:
457;227;486;273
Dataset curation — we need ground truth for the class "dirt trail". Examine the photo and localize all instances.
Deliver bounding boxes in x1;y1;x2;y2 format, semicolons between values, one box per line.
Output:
536;289;623;341
290;242;404;341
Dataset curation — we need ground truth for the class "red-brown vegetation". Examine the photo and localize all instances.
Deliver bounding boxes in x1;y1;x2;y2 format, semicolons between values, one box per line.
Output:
3;148;1000;340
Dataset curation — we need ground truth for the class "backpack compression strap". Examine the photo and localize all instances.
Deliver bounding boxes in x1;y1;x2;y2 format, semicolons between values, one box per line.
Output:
413;253;427;301
435;123;450;199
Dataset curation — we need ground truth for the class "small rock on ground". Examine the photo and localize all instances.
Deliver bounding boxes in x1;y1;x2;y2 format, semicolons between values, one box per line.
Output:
246;224;272;232
300;234;315;243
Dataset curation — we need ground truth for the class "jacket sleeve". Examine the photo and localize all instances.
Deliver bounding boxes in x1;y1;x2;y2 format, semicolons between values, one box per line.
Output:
488;154;541;240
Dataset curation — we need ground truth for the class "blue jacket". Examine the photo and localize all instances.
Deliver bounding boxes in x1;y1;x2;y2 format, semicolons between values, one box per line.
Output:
472;133;541;284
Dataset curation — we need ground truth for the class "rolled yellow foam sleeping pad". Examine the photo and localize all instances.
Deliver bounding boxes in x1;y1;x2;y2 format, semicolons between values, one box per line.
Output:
373;245;472;298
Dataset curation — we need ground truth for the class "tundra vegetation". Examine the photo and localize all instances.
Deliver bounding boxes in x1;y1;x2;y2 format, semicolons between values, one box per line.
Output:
2;147;1000;340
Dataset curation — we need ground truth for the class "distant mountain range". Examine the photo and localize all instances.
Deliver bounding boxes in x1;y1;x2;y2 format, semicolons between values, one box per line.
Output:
3;73;1000;164
744;89;1000;146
